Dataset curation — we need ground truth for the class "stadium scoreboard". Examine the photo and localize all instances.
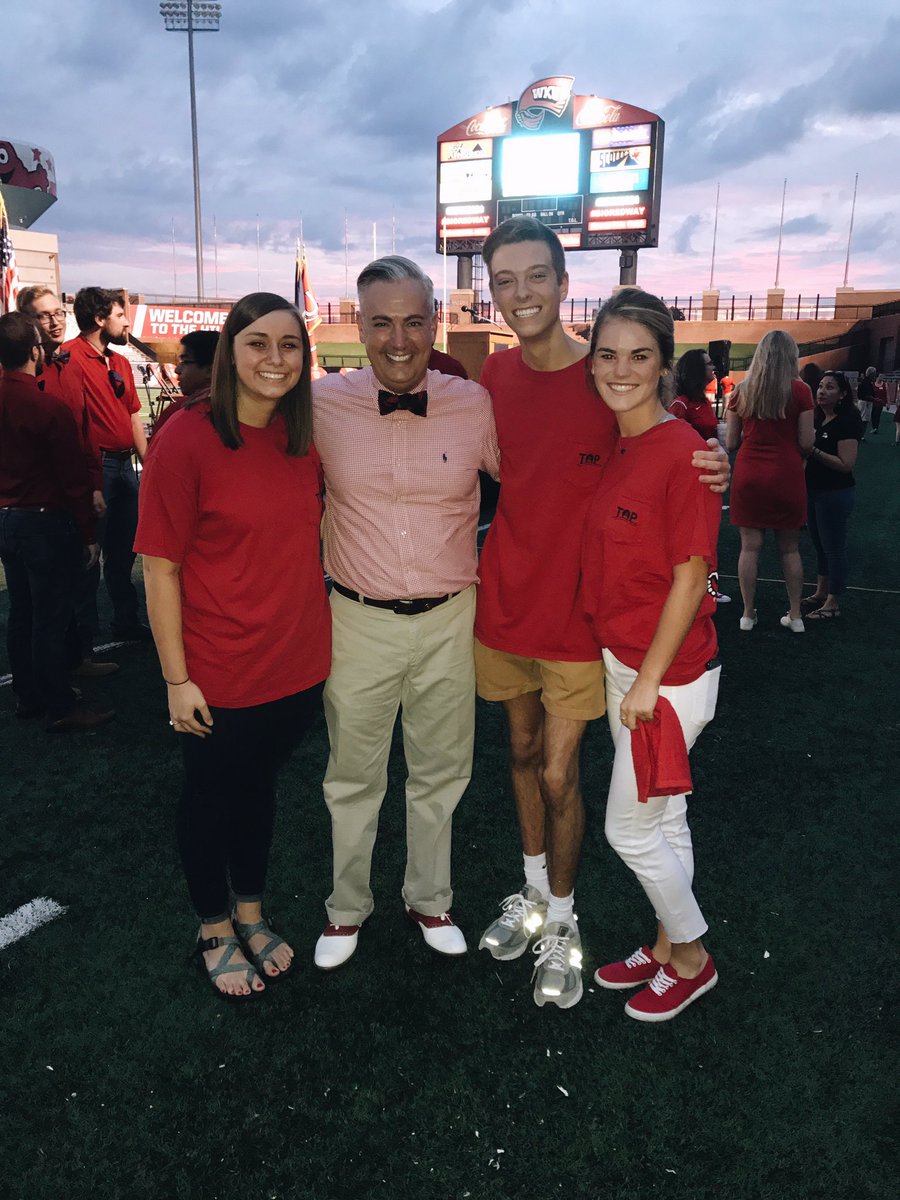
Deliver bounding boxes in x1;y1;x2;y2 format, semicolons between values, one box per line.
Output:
436;76;664;256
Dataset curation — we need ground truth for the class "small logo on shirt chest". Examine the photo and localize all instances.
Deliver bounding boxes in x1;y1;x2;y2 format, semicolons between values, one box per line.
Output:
615;505;638;525
579;452;601;465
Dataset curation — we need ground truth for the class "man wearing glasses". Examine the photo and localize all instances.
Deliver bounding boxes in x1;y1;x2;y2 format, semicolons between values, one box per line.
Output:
58;288;150;647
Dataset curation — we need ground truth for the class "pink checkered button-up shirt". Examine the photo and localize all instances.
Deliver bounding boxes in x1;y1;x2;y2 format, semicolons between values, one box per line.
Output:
312;367;500;599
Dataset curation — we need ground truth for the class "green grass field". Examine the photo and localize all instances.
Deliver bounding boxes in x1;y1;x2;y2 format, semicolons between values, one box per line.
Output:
1;434;897;1200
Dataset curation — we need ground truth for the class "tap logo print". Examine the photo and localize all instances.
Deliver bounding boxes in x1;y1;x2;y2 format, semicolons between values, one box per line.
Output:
515;76;575;130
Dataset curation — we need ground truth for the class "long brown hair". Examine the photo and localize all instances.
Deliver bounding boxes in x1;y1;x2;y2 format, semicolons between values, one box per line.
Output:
208;292;312;456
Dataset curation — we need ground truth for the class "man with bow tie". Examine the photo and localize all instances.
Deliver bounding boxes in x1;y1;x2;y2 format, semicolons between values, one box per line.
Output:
311;256;499;970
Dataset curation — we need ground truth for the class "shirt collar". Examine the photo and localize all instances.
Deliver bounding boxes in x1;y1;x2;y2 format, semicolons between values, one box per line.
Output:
2;369;41;386
77;335;110;361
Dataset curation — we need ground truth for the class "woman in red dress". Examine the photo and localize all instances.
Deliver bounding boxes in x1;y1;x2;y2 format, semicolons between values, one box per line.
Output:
725;331;814;632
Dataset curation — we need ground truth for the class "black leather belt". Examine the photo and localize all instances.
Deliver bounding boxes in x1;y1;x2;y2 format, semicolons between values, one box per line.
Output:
101;449;133;460
332;581;460;616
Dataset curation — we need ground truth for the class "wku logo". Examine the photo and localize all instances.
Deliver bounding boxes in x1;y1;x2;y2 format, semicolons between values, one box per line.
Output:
515;75;575;130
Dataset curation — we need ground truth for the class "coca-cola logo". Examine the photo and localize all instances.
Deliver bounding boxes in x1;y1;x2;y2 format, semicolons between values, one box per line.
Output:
515;76;575;130
465;110;510;138
575;99;623;128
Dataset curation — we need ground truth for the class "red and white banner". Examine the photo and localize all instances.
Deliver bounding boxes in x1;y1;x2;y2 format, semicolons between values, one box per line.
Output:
129;304;230;339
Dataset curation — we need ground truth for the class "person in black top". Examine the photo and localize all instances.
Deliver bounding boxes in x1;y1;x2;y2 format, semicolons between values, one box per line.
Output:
802;371;863;619
856;366;876;437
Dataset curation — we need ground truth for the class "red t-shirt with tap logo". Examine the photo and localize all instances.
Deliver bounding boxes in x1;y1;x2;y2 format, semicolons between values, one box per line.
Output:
476;348;617;660
582;417;720;684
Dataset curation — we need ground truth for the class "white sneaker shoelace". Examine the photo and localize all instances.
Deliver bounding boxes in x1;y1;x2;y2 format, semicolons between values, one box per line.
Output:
497;893;534;930
625;946;652;969
532;932;572;975
648;966;677;996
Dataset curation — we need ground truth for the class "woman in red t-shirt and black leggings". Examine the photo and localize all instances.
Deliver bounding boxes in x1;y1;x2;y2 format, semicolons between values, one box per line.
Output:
581;289;722;1023
136;293;331;1001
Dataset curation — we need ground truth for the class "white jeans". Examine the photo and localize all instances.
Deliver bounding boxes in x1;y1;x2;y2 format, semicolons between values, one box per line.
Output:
602;649;720;944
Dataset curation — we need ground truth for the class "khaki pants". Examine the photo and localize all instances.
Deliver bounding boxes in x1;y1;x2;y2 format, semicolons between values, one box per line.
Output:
323;585;476;925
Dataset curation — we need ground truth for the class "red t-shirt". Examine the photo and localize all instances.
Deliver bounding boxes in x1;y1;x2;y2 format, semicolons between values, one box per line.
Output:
582;418;720;685
57;337;141;453
0;370;95;543
476;348;618;660
134;404;331;708
669;393;718;441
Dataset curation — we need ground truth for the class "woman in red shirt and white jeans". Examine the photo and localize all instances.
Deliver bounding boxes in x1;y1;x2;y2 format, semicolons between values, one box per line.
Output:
581;289;721;1022
136;293;331;1001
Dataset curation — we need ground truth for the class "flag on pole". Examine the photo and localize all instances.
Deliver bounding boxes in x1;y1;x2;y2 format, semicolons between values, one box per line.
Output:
295;241;325;379
0;192;20;316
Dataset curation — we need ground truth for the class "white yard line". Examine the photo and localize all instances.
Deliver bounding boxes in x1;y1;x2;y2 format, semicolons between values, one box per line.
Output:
0;897;68;951
716;575;900;595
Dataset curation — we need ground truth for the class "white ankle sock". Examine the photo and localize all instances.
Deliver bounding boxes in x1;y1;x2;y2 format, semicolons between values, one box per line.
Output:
546;891;575;925
523;853;550;899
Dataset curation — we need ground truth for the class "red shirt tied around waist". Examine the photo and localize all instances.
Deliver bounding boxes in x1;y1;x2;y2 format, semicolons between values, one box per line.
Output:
134;403;331;708
0;369;95;544
582;418;720;684
57;335;141;453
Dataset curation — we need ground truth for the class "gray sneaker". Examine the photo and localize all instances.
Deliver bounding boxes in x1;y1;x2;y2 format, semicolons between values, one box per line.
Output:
532;919;583;1009
478;885;548;960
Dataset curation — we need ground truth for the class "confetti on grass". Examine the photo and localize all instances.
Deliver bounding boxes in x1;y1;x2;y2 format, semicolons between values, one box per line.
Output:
0;898;68;950
557;1086;569;1097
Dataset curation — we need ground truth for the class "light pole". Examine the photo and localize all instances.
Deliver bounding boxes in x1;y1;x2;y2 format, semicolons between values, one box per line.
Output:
159;1;221;300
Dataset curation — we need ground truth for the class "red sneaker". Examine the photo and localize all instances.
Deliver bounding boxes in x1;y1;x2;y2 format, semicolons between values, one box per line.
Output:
594;945;661;990
624;955;718;1022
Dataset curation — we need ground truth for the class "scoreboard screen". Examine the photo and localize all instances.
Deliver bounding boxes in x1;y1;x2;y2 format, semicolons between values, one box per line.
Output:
436;76;664;255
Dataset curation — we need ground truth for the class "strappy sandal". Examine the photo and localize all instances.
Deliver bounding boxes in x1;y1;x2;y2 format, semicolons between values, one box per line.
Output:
193;933;262;1002
800;595;828;614
232;912;294;982
806;607;840;620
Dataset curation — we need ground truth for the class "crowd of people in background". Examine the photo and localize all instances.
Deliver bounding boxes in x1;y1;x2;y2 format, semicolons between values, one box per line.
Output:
0;218;887;1018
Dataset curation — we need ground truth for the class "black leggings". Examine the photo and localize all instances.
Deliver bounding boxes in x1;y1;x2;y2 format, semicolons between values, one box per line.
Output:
177;684;324;921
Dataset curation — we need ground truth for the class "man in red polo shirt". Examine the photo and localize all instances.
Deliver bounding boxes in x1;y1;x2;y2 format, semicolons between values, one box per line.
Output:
0;311;114;731
58;288;150;647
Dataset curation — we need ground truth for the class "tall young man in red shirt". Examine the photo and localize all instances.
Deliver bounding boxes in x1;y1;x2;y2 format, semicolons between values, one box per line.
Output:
474;218;728;1009
58;288;150;649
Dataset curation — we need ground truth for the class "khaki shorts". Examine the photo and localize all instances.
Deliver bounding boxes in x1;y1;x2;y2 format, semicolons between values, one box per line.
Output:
474;639;606;721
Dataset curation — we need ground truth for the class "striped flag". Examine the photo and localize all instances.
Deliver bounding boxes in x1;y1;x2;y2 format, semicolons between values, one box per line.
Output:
295;241;325;380
0;192;19;316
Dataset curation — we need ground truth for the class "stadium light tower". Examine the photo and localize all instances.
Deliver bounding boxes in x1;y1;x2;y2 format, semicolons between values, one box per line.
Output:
159;1;221;300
